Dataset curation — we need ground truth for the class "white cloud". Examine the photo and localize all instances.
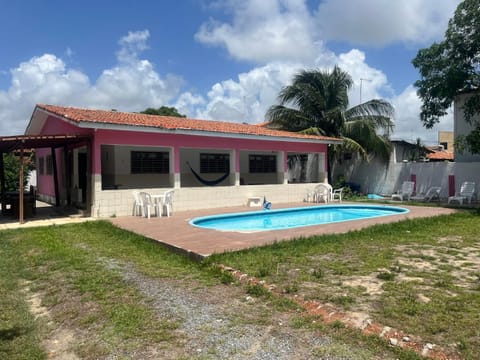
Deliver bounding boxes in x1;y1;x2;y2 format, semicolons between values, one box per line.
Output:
0;31;184;134
336;49;392;104
186;48;394;126
0;5;456;148
316;0;460;46
188;0;456;146
192;61;305;123
196;0;459;62
174;92;206;118
184;46;449;145
117;30;151;63
86;61;184;111
195;0;320;63
0;54;91;134
390;85;453;145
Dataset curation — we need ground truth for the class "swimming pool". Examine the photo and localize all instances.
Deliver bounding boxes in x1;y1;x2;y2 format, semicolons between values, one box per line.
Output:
190;204;409;232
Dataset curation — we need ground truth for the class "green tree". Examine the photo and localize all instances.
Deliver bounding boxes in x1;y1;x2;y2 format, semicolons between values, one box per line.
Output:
140;106;186;117
2;152;35;192
412;0;480;154
266;66;395;162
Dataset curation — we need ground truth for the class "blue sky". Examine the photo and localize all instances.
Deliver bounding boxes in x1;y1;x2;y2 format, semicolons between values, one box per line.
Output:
0;0;460;145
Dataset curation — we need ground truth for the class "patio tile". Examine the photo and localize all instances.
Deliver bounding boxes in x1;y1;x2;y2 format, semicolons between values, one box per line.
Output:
109;202;456;259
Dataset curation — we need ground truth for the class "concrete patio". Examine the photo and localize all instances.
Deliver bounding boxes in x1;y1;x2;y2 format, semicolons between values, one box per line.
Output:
110;202;456;259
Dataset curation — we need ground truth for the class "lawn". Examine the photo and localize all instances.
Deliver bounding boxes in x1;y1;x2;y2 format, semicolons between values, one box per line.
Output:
1;210;479;359
210;210;480;359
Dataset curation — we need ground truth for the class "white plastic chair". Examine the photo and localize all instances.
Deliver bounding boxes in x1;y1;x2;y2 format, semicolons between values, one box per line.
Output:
391;181;415;201
448;181;476;205
411;186;441;202
132;191;143;216
139;192;155;218
305;188;316;202
314;184;330;203
332;187;344;202
161;189;175;217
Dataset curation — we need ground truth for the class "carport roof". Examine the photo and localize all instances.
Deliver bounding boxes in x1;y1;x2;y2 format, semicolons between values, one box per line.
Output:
0;134;90;153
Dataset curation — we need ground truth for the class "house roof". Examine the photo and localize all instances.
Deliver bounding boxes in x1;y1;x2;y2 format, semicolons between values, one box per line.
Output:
33;104;342;144
427;150;454;161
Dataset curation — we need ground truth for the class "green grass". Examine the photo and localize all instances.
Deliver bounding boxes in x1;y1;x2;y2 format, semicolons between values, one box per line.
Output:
210;211;480;359
0;221;207;359
2;212;479;359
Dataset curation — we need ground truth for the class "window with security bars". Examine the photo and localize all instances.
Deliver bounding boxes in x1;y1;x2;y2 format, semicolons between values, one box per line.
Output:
131;151;169;174
249;154;277;173
200;153;229;173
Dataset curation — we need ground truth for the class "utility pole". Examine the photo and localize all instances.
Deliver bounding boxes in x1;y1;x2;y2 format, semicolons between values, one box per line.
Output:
359;78;371;104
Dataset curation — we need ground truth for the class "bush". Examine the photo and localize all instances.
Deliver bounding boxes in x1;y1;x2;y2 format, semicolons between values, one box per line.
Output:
3;153;35;191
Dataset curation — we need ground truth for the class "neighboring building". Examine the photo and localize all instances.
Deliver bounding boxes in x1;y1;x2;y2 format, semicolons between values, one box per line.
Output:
20;104;341;217
426;145;454;162
438;131;454;152
454;92;480;162
390;140;428;163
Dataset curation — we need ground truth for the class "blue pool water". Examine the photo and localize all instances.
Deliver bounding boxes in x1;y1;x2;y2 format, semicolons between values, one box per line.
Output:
190;204;409;232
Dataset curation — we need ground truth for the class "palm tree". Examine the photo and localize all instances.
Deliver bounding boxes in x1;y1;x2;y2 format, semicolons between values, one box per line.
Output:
266;66;395;164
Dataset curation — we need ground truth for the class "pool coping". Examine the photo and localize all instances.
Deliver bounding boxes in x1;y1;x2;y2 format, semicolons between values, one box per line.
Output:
110;202;457;260
189;204;410;232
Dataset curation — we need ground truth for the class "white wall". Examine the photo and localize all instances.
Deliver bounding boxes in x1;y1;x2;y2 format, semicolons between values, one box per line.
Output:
336;158;480;199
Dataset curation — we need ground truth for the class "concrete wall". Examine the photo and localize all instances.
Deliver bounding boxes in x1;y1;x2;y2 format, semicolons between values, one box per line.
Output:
336;158;480;200
91;177;315;218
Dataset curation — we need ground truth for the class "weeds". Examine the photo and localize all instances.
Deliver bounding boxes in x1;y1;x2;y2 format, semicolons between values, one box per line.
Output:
211;211;480;359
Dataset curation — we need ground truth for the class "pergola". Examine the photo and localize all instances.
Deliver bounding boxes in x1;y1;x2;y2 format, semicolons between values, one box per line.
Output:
0;134;91;223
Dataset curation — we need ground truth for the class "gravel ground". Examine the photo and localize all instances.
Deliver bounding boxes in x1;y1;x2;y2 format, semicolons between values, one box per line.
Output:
103;260;373;360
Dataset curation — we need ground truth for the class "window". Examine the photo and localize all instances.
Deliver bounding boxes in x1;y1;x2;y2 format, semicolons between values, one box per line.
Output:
38;157;44;175
249;154;277;173
200;153;229;173
46;155;53;175
131;151;169;174
440;142;448;150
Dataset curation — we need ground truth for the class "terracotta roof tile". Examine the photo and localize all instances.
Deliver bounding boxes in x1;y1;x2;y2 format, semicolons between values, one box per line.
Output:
427;150;454;161
37;104;341;143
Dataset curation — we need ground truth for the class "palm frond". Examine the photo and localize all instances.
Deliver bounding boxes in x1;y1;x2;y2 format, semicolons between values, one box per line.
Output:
343;119;393;161
266;67;395;164
345;99;395;134
266;105;317;132
331;137;368;161
299;127;327;136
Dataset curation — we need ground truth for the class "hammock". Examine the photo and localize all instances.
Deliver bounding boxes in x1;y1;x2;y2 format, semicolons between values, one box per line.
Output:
187;162;230;186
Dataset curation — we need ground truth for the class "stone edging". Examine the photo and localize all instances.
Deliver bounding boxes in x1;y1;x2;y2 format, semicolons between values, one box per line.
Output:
218;264;461;360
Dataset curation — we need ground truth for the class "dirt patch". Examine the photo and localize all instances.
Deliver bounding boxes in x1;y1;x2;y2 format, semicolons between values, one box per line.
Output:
394;242;480;290
20;280;80;360
342;276;384;296
44;328;79;360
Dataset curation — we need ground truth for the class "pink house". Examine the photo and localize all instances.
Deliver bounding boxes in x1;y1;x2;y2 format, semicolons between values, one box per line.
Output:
25;104;341;217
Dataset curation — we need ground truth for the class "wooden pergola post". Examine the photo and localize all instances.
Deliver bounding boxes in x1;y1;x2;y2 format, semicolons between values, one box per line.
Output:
19;147;24;224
